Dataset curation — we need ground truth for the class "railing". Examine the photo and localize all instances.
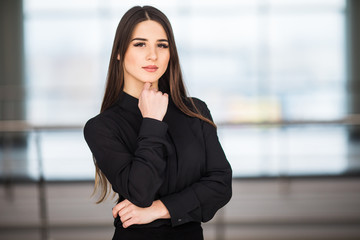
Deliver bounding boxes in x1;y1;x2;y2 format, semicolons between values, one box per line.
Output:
1;114;360;132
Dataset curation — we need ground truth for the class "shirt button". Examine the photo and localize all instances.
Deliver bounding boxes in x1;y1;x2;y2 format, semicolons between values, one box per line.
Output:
178;219;182;222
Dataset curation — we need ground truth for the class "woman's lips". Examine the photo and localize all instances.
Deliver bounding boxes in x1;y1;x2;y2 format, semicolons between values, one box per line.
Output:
142;65;158;72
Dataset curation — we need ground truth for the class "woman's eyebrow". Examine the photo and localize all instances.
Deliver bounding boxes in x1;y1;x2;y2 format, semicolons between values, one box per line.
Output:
131;38;147;42
131;38;168;42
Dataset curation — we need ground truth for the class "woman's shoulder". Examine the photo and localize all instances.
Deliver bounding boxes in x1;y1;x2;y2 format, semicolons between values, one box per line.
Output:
184;96;206;109
83;113;110;140
189;97;205;106
186;97;212;119
83;106;123;137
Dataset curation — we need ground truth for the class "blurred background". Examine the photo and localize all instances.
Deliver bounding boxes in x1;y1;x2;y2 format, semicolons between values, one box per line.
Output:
1;0;360;239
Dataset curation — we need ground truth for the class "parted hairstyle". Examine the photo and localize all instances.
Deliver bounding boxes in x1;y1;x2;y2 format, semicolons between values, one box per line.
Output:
94;5;216;203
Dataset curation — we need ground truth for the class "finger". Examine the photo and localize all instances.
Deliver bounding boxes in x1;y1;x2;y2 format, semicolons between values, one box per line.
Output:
112;200;129;218
113;206;122;218
123;217;137;229
112;207;119;218
120;211;132;223
143;82;151;91
118;205;131;218
112;203;123;218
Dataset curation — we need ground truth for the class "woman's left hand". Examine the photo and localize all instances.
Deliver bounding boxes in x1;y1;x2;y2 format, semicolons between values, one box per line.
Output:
112;199;170;228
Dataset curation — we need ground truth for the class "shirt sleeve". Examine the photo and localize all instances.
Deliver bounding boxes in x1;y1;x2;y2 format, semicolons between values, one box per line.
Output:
84;116;171;207
160;100;232;226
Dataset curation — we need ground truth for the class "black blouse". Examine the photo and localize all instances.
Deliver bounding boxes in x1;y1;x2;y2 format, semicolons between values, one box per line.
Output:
83;91;232;228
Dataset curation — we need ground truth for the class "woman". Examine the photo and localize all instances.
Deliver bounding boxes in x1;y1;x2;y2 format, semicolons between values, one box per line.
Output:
84;5;232;240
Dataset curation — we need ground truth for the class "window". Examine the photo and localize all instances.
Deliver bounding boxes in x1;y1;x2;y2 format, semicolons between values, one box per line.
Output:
22;0;347;179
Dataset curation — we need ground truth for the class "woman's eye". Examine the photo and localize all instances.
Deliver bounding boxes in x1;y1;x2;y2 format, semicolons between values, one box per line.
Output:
133;42;145;47
158;43;169;49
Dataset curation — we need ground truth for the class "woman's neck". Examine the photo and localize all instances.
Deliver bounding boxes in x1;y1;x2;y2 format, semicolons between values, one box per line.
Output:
123;80;159;99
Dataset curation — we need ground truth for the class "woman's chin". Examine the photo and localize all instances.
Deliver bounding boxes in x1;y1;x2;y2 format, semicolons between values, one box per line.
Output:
140;79;159;84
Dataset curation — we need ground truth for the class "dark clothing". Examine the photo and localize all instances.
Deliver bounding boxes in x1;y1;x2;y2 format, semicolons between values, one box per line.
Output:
84;91;232;231
112;222;203;240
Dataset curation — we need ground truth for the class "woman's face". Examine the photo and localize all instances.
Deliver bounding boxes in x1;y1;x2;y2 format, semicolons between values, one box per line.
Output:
122;20;170;88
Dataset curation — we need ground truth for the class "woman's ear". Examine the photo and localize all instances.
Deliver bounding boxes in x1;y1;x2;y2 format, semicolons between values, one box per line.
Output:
117;54;120;61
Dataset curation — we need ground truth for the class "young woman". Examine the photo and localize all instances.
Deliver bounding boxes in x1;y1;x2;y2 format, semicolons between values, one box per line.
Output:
84;5;232;240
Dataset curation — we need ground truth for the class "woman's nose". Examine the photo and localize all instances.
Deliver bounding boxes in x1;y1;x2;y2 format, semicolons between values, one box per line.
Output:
147;46;158;61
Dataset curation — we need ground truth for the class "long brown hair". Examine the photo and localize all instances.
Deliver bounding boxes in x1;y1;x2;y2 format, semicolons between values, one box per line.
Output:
94;5;216;203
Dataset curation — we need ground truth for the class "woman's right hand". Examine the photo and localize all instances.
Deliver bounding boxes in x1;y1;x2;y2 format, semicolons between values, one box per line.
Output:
112;199;170;228
138;82;169;121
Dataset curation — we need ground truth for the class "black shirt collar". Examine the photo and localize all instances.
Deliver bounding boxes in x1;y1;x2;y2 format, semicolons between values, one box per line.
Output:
117;91;141;116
